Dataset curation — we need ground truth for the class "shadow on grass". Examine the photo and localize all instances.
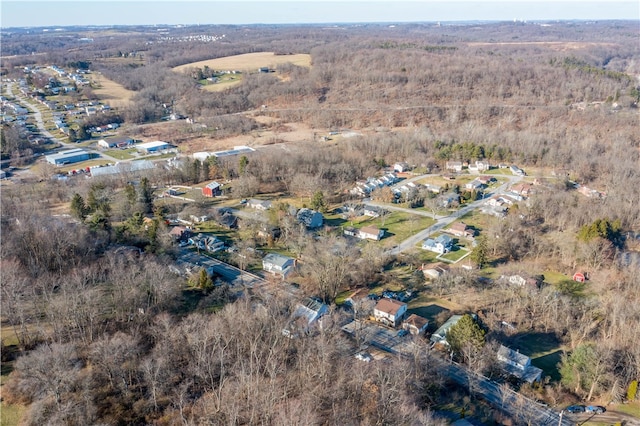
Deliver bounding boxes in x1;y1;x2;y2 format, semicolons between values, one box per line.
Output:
408;304;450;326
532;350;563;381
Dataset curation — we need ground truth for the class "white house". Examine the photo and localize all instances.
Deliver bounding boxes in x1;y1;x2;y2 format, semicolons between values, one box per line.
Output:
262;253;295;278
422;234;454;254
358;225;384;241
393;162;412;173
282;297;329;338
373;298;407;327
247;199;272;210
446;161;463;172
497;345;543;383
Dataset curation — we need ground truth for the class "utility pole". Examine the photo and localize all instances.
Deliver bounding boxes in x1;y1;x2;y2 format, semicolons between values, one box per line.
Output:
557;410;563;426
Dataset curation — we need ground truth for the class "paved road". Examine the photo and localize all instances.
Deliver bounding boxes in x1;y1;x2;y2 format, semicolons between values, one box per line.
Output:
370;174;523;256
7;82;122;164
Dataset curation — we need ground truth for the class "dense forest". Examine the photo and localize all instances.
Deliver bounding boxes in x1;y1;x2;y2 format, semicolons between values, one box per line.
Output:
1;20;639;425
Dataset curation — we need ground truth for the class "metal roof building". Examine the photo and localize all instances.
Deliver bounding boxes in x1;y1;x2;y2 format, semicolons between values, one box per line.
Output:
89;160;155;177
45;148;91;165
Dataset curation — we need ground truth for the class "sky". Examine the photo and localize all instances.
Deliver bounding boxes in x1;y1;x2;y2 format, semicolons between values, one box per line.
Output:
1;0;638;28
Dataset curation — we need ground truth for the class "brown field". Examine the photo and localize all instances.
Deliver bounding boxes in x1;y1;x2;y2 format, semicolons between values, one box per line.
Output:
201;79;244;92
91;72;136;108
172;52;312;73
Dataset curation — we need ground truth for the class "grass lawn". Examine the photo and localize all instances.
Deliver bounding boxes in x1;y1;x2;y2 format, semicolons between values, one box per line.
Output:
200;75;244;92
440;247;470;263
457;210;495;233
611;401;640;417
506;331;564;381
104;148;137;160
542;270;570;285
379;212;435;243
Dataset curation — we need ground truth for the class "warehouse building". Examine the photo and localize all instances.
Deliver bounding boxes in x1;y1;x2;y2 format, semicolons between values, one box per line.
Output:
136;141;170;154
46;148;91;165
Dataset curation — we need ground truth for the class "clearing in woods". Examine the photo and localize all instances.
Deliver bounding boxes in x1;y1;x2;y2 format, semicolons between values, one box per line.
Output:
173;52;311;91
91;72;136;108
172;52;312;73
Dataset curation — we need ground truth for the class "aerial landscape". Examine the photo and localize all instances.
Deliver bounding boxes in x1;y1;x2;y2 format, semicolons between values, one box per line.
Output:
1;1;639;425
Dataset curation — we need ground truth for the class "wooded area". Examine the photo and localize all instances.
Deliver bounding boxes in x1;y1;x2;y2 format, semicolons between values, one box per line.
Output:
1;20;639;425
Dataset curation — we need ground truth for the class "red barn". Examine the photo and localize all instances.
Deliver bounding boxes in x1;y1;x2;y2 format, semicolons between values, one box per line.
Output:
202;181;222;197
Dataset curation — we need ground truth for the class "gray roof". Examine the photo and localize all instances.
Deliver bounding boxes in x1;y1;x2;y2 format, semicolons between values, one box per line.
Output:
90;160;155;177
430;314;463;345
263;252;294;269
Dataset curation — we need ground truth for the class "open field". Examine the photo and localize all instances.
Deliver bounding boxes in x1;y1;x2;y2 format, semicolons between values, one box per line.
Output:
172;52;312;74
91;72;136;108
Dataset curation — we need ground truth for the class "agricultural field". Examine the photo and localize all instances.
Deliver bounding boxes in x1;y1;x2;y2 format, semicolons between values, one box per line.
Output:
172;52;312;74
90;72;136;108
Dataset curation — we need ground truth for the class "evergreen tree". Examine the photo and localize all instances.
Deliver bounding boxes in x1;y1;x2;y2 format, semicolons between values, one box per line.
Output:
70;193;88;220
470;234;488;268
447;314;485;355
239;155;249;175
138;177;153;214
310;190;327;213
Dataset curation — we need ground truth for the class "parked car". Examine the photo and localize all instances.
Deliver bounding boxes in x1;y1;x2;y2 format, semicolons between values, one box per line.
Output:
565;405;585;413
585;405;605;414
397;329;409;337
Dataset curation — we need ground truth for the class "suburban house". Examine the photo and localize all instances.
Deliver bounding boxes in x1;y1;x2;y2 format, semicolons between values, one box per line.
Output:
282;297;329;338
193;235;225;252
403;314;429;336
136;141;170;154
510;183;532;197
430;314;464;346
510;165;526;176
446;161;463;172
97;136;133;149
424;183;442;194
358;225;384;241
262;253;295;278
465;179;484;191
343;226;358;237
422;234;454;254
296;208;323;228
202;181;222;197
169;226;190;241
421;262;450;279
496;345;543;383
213;209;238;229
393;162;412;173
363;205;386;218
373;298;408;327
448;222;475;238
247;199;272;210
477;175;496;185
440;193;460;208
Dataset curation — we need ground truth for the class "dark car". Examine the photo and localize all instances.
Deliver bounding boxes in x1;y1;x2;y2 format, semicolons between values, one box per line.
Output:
585;405;606;414
566;404;585;413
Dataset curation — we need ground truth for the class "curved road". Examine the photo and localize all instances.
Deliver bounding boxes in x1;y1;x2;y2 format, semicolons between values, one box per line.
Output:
6;82;122;163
